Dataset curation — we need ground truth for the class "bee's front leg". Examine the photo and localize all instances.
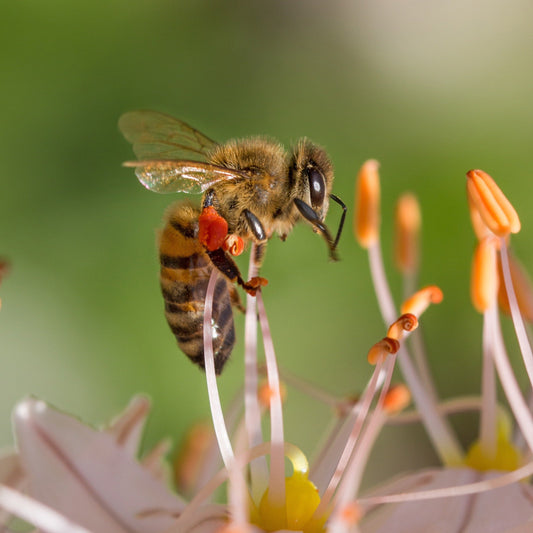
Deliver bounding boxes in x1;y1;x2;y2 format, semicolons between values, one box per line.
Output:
198;196;267;296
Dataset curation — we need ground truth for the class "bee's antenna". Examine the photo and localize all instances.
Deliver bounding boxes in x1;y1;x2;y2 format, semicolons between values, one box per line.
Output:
294;198;338;261
329;194;347;250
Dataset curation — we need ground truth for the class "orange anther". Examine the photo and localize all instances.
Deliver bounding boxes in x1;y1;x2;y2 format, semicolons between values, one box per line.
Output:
258;381;287;408
355;159;381;248
468;193;494;241
387;313;419;341
339;502;362;525
466;169;521;237
498;253;533;323
223;234;245;256
173;422;213;494
367;337;400;365
471;237;499;313
401;285;443;317
198;206;228;251
383;384;411;414
394;193;421;274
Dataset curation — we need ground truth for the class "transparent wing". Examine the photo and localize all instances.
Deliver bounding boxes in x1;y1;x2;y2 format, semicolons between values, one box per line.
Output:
124;160;245;194
118;110;217;161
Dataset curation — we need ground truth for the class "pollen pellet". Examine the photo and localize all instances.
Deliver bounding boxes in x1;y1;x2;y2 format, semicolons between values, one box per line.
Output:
355;159;381;248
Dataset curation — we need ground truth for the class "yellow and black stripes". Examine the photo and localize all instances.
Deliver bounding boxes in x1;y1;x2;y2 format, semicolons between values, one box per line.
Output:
159;201;235;374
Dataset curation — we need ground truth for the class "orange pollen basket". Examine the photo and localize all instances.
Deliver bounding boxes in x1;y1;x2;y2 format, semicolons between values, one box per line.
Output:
198;206;229;251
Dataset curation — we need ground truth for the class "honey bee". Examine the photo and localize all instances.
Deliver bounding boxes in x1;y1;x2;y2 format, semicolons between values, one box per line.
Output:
119;110;345;374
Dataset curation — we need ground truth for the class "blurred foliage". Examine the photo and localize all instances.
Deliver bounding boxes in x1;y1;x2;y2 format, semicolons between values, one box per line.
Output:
1;0;533;487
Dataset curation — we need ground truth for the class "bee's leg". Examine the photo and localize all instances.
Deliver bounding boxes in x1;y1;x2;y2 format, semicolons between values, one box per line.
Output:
242;209;269;272
229;284;246;314
206;248;268;296
199;194;268;296
242;209;267;242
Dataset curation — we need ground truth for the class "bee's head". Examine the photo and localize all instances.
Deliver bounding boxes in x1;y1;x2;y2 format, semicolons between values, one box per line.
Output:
289;139;334;222
288;139;345;261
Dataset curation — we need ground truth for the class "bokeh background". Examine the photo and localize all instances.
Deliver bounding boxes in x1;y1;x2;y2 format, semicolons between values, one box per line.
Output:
2;0;533;490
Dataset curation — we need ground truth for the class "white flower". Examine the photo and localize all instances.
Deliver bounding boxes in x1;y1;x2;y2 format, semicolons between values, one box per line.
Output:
2;165;533;533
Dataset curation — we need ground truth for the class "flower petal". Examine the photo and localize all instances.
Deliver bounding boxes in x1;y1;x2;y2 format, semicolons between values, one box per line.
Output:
13;397;185;533
361;468;533;533
105;395;151;456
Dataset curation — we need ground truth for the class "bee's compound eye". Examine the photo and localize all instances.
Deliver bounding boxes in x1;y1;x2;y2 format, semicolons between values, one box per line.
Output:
308;167;326;209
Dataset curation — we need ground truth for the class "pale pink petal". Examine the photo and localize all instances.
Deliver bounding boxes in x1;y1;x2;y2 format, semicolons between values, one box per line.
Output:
106;395;151;456
0;452;25;488
0;484;90;533
168;503;227;533
141;438;172;482
0;451;27;527
14;398;184;533
361;468;533;533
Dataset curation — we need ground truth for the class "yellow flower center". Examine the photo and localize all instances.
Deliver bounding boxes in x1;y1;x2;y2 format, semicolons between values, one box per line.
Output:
465;417;522;472
251;471;327;533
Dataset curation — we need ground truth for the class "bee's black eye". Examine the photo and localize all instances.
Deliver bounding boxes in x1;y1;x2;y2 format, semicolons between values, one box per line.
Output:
308;167;325;208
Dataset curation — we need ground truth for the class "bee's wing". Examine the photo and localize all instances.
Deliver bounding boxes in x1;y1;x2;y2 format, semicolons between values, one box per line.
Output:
124;160;245;194
118;110;217;160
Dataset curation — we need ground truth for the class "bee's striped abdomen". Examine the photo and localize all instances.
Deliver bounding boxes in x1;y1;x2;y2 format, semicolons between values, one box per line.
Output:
159;202;235;374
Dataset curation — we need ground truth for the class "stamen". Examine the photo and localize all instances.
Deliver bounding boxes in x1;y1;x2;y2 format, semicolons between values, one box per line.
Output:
313;359;386;520
394;193;421;276
470;237;499;313
468;194;494;241
256;292;286;512
258;381;287;409
358;459;533;506
386;313;418;341
173;422;213;495
498;251;533;323
339;502;362;525
354;159;381;249
203;269;234;468
466;169;521;237
382;384;411;414
367;337;400;365
401;285;443;317
485;304;533;452
499;242;533;395
243;244;268;501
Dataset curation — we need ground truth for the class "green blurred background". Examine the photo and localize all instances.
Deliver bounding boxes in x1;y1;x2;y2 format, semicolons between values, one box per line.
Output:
1;0;533;489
